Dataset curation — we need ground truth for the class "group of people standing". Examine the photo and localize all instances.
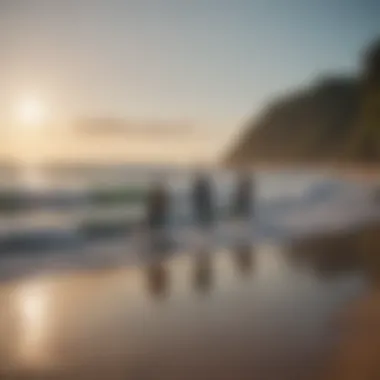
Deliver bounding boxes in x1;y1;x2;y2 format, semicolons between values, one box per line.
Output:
145;172;255;230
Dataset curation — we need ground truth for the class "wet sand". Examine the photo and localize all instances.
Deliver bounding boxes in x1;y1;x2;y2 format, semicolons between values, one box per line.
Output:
1;225;380;379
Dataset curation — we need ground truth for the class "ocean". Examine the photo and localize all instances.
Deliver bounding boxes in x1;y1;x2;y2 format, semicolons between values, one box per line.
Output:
1;165;380;379
0;164;378;281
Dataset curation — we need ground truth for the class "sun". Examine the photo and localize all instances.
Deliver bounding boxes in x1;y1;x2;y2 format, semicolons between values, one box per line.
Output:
16;96;48;127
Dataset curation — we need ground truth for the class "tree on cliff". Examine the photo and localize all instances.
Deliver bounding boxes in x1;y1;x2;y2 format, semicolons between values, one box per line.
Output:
356;38;380;161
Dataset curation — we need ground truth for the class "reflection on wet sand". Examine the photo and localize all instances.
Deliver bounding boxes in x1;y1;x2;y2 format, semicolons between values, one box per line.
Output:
193;249;213;294
288;231;363;278
146;262;169;299
15;282;51;368
144;230;172;299
233;244;254;276
145;239;255;299
323;225;380;380
2;225;380;379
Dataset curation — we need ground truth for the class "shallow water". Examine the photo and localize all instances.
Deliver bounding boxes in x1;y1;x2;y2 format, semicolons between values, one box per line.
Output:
1;167;380;379
1;225;380;380
0;166;369;254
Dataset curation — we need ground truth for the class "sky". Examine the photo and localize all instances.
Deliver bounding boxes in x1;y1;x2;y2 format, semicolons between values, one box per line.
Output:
0;0;379;163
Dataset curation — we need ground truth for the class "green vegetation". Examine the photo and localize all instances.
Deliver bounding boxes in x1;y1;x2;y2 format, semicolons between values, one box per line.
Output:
224;77;359;165
87;186;148;206
0;185;148;215
79;217;137;238
224;37;380;166
0;192;26;213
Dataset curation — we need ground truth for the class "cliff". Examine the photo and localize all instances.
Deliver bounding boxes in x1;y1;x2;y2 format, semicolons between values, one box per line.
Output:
224;38;380;167
224;77;360;166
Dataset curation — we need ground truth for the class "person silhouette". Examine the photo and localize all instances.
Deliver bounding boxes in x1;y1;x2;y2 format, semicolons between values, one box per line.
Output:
232;172;255;220
193;249;213;294
192;173;214;227
143;214;172;299
145;180;169;232
146;261;169;299
233;244;253;276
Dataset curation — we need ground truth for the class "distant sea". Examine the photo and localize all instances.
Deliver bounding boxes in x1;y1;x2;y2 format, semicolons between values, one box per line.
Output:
0;163;377;281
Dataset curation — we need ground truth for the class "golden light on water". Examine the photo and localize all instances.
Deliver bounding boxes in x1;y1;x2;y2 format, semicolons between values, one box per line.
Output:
16;281;51;368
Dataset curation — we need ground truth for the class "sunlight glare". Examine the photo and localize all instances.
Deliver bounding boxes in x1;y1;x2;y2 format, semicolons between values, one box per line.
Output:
16;281;51;368
16;96;48;128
